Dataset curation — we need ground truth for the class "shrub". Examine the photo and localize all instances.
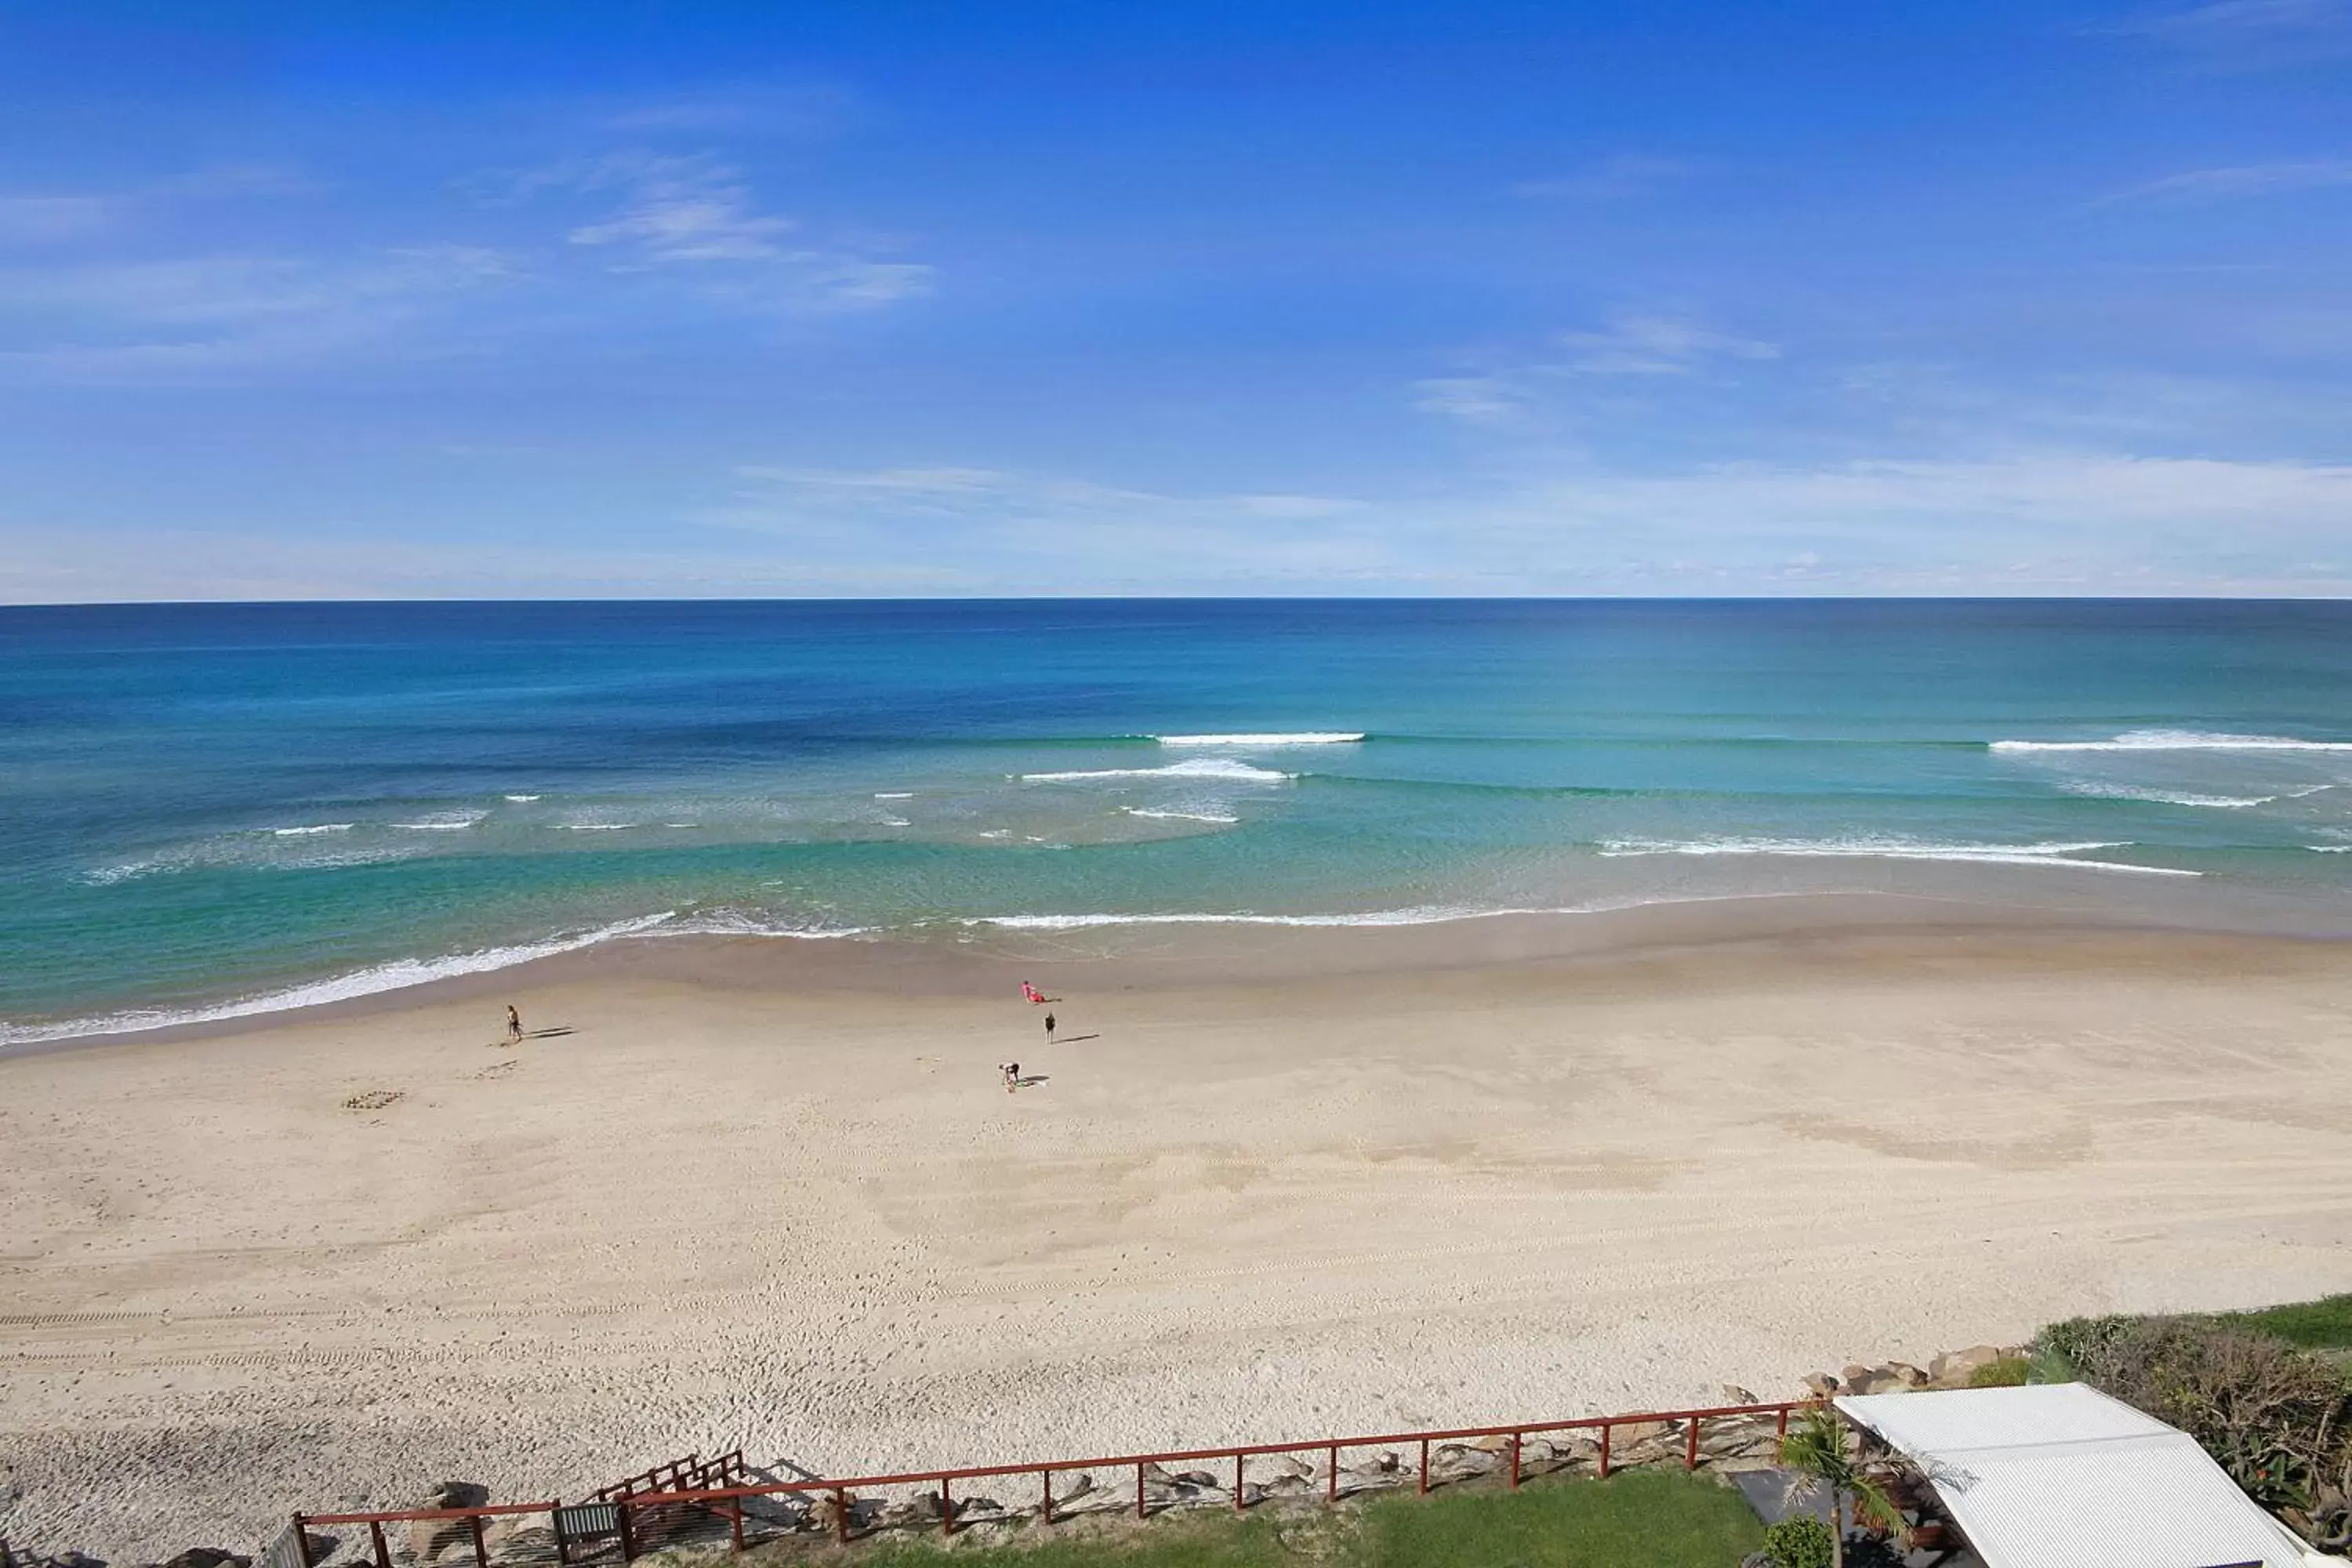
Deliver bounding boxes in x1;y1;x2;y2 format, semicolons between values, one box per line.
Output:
1760;1515;1835;1568
1966;1356;2031;1388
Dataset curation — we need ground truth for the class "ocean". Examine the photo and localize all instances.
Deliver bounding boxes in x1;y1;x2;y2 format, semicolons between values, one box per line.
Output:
4;598;2350;1044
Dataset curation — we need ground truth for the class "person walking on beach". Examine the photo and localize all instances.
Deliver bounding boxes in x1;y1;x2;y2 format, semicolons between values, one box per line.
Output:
1044;1012;1056;1042
505;1004;522;1044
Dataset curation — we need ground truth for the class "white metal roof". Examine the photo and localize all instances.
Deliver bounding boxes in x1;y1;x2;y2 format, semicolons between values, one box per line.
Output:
1835;1384;2336;1568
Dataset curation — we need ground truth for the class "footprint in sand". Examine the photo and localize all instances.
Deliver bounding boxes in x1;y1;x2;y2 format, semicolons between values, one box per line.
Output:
341;1088;403;1111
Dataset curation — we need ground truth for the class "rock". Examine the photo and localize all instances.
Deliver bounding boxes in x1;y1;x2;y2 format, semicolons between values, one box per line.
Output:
1929;1345;2005;1385
1058;1472;1096;1501
1721;1384;1760;1406
1888;1362;1929;1389
1261;1454;1314;1480
152;1551;249;1568
1258;1472;1313;1497
1610;1420;1672;1450
408;1486;491;1566
1802;1372;1840;1396
55;1556;107;1568
1174;1469;1221;1490
1367;1451;1402;1474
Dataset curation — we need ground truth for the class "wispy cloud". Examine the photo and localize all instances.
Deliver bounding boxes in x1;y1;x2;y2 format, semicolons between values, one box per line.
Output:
1556;314;1780;376
604;84;859;136
2096;0;2352;65
0;245;516;382
503;151;933;310
565;154;796;263
2106;158;2352;201
1414;314;1780;426
1511;155;1693;201
0;196;113;245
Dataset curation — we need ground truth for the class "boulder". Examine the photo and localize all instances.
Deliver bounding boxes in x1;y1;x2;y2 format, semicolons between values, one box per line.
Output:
1888;1362;1929;1389
1802;1372;1840;1397
1261;1454;1314;1481
152;1551;249;1568
1929;1345;2006;1385
1058;1472;1096;1501
406;1486;489;1566
1173;1469;1220;1490
1609;1420;1672;1450
1720;1384;1760;1406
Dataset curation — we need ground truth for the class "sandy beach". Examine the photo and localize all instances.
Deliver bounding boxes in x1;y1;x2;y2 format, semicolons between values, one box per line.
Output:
7;898;2352;1559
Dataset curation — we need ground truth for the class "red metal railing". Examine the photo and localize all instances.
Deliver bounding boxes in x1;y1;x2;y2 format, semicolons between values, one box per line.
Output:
288;1398;1813;1564
592;1450;745;1503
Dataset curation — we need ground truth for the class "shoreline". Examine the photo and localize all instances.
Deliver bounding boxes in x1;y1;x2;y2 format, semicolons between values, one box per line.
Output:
11;884;2352;1058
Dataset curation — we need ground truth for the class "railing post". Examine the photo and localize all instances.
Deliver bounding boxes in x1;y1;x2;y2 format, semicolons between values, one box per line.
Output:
728;1496;744;1555
368;1519;390;1568
833;1488;849;1546
1233;1453;1245;1512
552;1501;570;1568
1598;1422;1613;1480
1041;1469;1054;1525
1777;1403;1791;1441
1327;1444;1339;1504
1686;1417;1701;1471
1417;1437;1429;1494
1508;1432;1522;1490
942;1475;953;1537
616;1498;636;1563
1137;1462;1147;1519
293;1517;314;1568
468;1514;488;1568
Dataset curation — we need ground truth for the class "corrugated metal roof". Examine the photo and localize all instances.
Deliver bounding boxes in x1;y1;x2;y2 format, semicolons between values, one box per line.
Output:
1836;1384;2335;1568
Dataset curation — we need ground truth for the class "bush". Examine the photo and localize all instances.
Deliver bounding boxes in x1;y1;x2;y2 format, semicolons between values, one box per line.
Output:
1759;1515;1835;1568
1967;1356;2031;1388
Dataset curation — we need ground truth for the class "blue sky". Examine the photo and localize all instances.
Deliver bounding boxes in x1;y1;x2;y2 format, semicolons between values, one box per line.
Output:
2;0;2348;599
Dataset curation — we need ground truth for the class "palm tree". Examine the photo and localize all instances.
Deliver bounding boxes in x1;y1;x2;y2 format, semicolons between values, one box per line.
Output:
1779;1408;1909;1568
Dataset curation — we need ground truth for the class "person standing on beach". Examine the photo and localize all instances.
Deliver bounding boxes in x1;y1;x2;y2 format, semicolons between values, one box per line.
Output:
1044;1012;1056;1041
1001;1061;1019;1092
506;1004;521;1044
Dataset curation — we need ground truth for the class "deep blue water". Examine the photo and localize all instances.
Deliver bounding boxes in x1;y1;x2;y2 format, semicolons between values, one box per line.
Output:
5;599;2350;1040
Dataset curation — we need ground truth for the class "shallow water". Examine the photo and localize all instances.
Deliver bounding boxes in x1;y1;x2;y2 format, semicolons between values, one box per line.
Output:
5;598;2350;1040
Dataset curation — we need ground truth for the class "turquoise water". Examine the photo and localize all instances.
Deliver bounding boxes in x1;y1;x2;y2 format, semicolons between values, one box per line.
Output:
5;599;2350;1042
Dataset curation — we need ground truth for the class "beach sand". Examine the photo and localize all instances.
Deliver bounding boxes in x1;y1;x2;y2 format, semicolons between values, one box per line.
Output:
6;898;2352;1558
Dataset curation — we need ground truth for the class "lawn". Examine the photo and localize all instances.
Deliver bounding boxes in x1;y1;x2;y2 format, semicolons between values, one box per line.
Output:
2216;1293;2352;1351
851;1470;1765;1567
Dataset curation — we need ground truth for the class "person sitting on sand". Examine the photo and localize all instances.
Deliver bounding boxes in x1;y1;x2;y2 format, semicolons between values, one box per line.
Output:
506;1004;522;1044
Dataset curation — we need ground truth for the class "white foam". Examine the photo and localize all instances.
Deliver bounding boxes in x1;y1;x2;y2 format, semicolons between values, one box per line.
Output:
2310;845;2352;854
1992;730;2352;753
874;792;914;799
504;794;541;802
1022;758;1291;784
1154;732;1364;746
0;913;683;1047
391;812;487;831
2057;782;2276;810
557;822;637;831
273;823;354;837
1123;808;1241;824
964;905;1580;931
879;817;911;828
1596;837;2199;877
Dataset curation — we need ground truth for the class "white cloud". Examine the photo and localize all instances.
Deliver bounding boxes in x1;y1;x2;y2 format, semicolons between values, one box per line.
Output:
0;196;112;245
2099;0;2352;64
565;155;795;263
2107;158;2352;201
1412;375;1523;424
0;245;516;382
1511;156;1693;201
1556;314;1780;376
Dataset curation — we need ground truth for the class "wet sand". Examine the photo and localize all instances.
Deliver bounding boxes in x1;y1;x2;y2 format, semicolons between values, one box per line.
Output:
5;900;2352;1559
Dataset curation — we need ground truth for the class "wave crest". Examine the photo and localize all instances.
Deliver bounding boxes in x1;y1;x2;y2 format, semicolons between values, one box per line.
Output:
1153;732;1363;746
1596;836;2198;877
1992;730;2352;753
1022;757;1291;783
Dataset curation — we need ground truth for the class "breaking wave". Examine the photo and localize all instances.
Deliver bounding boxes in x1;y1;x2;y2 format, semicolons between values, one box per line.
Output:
1153;732;1364;746
1992;730;2352;753
1022;758;1291;783
1596;837;2198;877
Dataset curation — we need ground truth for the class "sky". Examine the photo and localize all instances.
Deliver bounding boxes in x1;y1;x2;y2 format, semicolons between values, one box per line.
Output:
1;0;2348;600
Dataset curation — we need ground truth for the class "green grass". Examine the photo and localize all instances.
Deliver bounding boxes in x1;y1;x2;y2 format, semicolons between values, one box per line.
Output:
1965;1356;2031;1388
849;1470;1763;1568
2214;1294;2352;1351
